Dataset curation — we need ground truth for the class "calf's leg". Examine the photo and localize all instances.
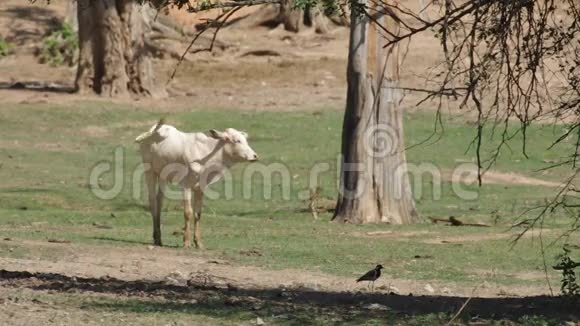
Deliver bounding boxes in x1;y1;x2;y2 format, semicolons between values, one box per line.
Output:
155;181;166;245
183;188;192;248
145;171;162;246
193;190;204;249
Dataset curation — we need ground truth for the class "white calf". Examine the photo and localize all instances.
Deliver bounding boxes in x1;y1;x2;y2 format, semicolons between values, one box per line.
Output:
136;119;258;248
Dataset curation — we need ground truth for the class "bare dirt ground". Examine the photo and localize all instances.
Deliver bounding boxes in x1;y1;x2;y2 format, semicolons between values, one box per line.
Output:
1;268;576;325
441;169;562;188
0;239;553;298
0;0;447;113
1;240;577;325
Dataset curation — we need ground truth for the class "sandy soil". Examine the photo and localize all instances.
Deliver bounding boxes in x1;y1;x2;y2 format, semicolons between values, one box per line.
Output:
0;0;448;114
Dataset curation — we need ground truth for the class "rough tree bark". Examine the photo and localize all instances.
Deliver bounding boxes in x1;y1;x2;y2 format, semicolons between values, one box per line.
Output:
279;0;303;32
65;0;78;32
75;0;165;98
233;0;341;33
332;0;418;224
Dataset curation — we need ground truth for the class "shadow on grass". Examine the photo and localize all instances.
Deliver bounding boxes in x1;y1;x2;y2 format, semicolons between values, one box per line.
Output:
90;236;153;246
0;187;52;194
110;201;149;212
89;236;183;249
91;236;182;249
0;269;577;324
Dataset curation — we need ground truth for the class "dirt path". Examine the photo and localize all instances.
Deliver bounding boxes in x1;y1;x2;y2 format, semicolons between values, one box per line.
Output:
0;239;554;299
0;260;577;325
1;239;577;324
441;168;563;188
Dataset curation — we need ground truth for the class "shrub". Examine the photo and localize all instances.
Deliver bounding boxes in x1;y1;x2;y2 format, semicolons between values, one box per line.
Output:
39;21;77;66
554;246;579;297
0;36;13;57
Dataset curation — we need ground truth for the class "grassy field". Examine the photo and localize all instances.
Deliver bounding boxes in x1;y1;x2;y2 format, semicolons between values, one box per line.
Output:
0;101;578;324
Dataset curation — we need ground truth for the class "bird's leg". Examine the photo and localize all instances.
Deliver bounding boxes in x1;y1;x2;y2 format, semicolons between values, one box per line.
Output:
371;281;374;292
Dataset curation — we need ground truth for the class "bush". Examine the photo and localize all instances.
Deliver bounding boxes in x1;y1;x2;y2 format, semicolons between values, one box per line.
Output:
554;246;579;297
0;36;13;57
39;21;77;66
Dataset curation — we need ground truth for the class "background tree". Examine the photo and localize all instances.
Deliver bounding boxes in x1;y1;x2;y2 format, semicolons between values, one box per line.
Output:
367;0;580;236
332;0;419;224
75;0;165;98
276;0;347;33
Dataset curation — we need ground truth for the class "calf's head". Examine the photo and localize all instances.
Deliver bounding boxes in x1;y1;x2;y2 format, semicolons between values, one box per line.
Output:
209;128;259;162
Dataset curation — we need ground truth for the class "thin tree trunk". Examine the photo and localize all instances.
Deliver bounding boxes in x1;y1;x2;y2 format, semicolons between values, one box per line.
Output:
333;0;418;224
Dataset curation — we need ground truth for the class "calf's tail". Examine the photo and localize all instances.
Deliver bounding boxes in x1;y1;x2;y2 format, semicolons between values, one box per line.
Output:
135;118;166;143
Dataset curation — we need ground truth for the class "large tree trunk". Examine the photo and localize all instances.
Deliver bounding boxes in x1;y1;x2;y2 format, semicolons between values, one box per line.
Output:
75;0;96;93
75;0;165;98
276;0;332;33
236;0;341;33
65;0;78;32
279;0;304;32
332;0;418;224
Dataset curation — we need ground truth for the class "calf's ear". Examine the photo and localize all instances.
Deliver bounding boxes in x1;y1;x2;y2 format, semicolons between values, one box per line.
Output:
209;129;220;138
209;129;223;139
240;131;249;139
209;129;231;142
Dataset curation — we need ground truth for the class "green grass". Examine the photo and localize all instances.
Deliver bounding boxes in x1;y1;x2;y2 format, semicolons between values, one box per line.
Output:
0;101;578;290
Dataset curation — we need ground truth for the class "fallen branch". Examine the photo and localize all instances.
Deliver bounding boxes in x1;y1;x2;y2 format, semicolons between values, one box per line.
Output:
47;238;71;244
166;0;282;13
428;216;490;227
239;49;282;57
0;81;74;93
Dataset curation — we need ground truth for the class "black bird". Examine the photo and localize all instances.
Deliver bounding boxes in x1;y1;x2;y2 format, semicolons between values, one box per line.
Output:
356;264;383;292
